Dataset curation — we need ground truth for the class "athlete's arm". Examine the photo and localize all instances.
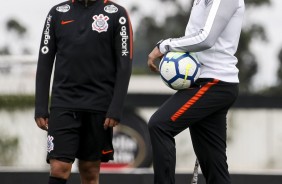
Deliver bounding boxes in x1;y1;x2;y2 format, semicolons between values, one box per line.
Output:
159;0;239;54
106;8;133;122
35;117;49;131
35;8;57;119
147;46;163;73
104;118;119;130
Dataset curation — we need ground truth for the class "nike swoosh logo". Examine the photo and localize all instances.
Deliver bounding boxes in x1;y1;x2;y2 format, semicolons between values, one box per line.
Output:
102;150;113;155
61;20;75;25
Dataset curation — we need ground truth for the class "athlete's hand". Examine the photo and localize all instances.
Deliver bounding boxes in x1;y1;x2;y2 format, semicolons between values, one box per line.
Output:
35;117;48;131
104;118;119;130
147;47;164;72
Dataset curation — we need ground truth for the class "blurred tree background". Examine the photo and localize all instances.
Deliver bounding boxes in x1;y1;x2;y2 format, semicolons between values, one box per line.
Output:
0;18;29;165
131;0;273;94
261;48;282;95
0;18;30;55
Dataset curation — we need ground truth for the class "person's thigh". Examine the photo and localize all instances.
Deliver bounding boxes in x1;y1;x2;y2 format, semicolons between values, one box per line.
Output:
149;87;199;136
47;108;81;163
149;79;238;136
77;111;114;162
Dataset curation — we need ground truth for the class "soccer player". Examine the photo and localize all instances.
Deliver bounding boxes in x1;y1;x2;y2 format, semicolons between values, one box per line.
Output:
147;0;244;184
34;0;133;183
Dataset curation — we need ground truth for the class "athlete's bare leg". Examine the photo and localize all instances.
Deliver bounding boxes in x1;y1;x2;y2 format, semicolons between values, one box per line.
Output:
79;160;101;184
50;159;72;179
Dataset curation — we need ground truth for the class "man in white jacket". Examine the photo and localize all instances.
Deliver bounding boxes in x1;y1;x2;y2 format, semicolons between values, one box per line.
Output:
147;0;245;183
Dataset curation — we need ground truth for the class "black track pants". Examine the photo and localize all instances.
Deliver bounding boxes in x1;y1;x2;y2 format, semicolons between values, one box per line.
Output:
148;78;239;184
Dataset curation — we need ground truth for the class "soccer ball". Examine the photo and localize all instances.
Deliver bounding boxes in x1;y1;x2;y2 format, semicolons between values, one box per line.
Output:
159;52;201;90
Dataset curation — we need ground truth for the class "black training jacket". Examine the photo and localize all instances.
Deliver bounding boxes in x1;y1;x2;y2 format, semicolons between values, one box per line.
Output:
35;0;133;121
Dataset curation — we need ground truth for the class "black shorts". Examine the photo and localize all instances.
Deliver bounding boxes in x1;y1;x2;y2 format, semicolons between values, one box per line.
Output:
46;108;114;163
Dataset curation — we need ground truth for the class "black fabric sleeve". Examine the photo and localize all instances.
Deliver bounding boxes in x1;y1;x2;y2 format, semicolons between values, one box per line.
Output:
35;8;57;118
106;8;133;121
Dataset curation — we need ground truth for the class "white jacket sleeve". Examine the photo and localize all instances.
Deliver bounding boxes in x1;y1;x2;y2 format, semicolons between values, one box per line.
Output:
159;0;241;54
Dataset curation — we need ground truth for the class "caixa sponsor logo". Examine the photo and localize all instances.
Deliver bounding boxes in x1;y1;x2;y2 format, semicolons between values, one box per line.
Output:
119;17;129;57
41;15;52;54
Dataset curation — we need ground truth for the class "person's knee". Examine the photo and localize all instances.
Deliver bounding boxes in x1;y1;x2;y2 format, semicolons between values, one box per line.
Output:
50;159;72;179
79;160;100;183
148;113;172;138
148;114;162;131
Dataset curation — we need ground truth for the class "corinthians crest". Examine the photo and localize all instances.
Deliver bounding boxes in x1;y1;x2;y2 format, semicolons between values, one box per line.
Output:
47;135;54;153
92;14;109;33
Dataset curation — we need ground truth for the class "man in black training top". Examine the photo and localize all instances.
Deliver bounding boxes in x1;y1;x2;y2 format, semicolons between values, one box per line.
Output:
35;0;133;183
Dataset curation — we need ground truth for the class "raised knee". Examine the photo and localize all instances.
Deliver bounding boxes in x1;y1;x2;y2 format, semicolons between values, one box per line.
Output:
148;114;164;131
148;116;158;131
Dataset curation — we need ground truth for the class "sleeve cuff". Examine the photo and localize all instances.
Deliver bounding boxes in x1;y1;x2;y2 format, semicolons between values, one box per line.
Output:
106;111;121;122
159;39;171;54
